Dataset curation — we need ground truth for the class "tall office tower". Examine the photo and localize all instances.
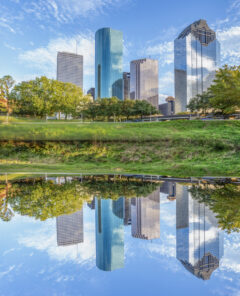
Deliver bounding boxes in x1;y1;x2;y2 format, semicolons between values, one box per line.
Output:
95;198;124;271
56;210;84;246
174;19;220;113
123;72;130;100
176;186;224;280
95;28;123;100
130;58;159;109
131;188;160;240
57;52;83;89
124;198;131;226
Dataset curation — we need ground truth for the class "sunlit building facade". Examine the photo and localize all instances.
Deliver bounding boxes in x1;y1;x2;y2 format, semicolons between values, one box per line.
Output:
57;52;83;89
174;19;220;113
131;188;160;240
95;198;124;271
95;28;123;100
130;58;159;109
176;186;224;280
123;72;130;100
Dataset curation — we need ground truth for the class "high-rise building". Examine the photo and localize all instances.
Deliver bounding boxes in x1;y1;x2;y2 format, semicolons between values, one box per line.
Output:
56;210;84;246
131;188;160;240
123;72;130;100
87;88;95;100
95;28;123;100
57;52;83;89
130;58;159;109
176;186;224;280
95;198;124;271
174;19;220;113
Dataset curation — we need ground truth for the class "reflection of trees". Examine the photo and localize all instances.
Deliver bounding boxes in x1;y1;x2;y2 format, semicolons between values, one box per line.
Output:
80;175;158;200
1;176;158;222
189;184;240;233
7;180;92;221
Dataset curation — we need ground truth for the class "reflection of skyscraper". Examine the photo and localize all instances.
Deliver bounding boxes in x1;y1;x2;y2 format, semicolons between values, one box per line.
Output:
95;28;123;100
56;210;84;246
174;19;220;113
95;198;124;271
176;186;223;280
124;198;131;226
131;188;160;240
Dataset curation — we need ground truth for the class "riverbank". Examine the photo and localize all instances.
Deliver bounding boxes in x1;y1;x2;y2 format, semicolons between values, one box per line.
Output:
0;120;239;177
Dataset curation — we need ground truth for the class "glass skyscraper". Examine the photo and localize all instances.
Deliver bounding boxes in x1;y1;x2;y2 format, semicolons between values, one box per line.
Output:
95;28;123;100
176;186;224;280
174;19;220;113
95;198;124;271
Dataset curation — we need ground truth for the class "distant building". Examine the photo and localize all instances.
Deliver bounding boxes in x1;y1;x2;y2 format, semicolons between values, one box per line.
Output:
87;88;95;100
174;19;220;113
95;198;124;271
159;96;175;116
95;28;123;100
56;210;84;246
130;58;159;109
131;188;160;240
57;52;83;89
160;181;176;201
123;72;130;100
124;198;131;226
176;186;224;280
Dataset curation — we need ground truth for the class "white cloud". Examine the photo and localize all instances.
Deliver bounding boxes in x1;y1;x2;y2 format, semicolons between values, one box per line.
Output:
217;26;240;65
18;219;96;266
23;0;127;23
144;41;174;66
19;33;95;82
0;265;15;279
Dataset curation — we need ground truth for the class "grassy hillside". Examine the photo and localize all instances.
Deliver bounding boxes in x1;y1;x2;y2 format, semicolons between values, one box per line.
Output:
0;120;239;177
0;120;240;142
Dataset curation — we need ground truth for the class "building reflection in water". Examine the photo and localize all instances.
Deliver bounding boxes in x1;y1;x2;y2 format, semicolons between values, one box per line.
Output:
56;210;84;246
131;188;160;240
176;186;224;280
95;197;124;271
50;177;225;278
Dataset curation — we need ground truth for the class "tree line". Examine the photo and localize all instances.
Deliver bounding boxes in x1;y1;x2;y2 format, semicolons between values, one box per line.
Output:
187;65;240;116
0;75;159;121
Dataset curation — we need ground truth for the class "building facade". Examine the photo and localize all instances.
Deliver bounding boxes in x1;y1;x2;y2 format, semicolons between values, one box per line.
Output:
174;19;220;113
131;188;160;240
95;28;123;100
130;58;159;109
56;210;84;246
87;88;95;100
95;198;124;271
158;96;175;116
176;186;224;280
123;72;130;100
57;52;83;89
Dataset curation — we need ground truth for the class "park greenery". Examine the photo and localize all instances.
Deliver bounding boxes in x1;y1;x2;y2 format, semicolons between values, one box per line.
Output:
0;176;158;221
0;75;159;121
187;65;240;115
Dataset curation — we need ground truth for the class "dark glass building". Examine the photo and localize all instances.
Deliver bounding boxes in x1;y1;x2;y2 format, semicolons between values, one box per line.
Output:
95;28;123;100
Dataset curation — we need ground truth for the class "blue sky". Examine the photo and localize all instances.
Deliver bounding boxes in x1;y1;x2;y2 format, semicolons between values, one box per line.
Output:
1;0;240;102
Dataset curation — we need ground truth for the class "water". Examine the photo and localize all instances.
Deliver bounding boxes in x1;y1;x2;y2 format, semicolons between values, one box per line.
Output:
0;174;240;296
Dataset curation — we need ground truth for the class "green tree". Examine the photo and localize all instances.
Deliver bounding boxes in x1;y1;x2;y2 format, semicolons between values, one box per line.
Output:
187;91;212;114
209;65;240;115
0;75;15;117
190;184;240;233
133;100;158;119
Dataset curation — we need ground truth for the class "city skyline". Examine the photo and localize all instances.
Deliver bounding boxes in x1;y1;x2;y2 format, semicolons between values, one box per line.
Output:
0;0;240;103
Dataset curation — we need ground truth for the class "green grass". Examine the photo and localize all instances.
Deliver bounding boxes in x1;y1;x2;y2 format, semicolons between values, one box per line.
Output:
0;120;239;177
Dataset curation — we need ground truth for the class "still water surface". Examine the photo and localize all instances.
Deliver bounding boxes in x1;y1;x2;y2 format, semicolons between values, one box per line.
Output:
0;175;240;296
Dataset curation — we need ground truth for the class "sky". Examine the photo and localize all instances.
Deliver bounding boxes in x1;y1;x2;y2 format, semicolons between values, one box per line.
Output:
1;0;240;103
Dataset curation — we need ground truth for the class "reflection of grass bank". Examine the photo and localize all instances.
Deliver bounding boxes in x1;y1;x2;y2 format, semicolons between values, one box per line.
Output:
0;140;239;177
